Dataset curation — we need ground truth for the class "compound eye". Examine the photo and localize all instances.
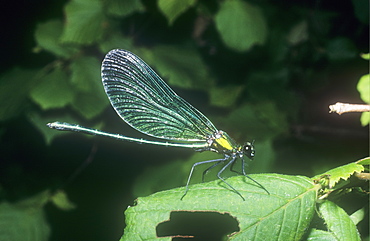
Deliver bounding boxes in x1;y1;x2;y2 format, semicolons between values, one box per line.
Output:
243;142;255;160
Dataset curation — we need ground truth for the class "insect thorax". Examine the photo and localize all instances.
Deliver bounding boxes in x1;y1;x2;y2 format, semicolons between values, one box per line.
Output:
207;130;240;154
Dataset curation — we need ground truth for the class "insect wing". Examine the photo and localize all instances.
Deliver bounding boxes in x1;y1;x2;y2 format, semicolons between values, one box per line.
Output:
101;49;218;141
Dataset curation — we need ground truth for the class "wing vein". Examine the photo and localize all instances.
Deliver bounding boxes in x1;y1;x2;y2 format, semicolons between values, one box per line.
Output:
101;49;218;141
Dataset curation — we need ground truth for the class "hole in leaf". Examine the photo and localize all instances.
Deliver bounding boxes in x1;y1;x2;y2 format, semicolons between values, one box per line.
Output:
156;211;239;240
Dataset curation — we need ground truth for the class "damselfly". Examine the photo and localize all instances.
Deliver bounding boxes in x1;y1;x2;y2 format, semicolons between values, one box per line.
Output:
48;49;269;200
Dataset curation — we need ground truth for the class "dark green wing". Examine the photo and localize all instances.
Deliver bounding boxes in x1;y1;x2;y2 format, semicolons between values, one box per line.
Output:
101;49;218;141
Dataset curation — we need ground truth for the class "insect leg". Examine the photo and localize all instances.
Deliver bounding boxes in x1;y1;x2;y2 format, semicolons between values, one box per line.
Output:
201;159;226;183
181;157;226;200
229;157;243;175
217;156;245;201
241;158;270;195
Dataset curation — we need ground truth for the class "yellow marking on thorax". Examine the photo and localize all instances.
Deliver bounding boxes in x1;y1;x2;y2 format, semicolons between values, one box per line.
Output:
211;131;236;151
214;137;234;151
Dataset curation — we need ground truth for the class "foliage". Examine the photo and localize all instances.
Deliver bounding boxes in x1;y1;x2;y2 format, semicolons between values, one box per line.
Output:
357;53;370;126
215;0;267;52
0;0;368;240
124;174;318;240
0;190;75;241
124;161;368;240
308;201;361;241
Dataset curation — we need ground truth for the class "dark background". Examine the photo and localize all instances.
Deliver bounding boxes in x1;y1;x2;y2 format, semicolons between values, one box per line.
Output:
0;0;368;240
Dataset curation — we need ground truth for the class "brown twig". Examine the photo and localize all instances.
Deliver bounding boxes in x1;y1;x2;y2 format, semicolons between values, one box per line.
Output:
329;102;370;115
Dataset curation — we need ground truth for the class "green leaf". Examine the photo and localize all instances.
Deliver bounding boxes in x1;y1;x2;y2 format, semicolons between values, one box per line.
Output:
357;73;369;104
71;91;109;119
357;157;370;165
209;85;244;108
360;112;370;126
313;162;365;189
0;68;38;121
0;191;51;241
216;104;265;140
98;34;134;54
61;0;106;44
360;53;370;60
69;56;109;119
139;46;214;89
30;67;75;110
218;102;287;142
105;0;144;17
287;21;308;45
50;190;76;211
215;0;267;52
247;69;297;113
253;102;288;137
350;207;366;225
34;20;78;58
306;229;337;241
158;0;197;25
122;174;317;240
319;201;361;241
357;73;370;126
70;56;103;92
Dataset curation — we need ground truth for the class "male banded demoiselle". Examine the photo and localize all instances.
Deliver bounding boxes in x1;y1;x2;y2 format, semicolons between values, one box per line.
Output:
48;49;269;200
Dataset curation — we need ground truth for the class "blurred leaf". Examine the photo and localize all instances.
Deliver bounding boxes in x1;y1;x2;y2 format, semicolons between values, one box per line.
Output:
357;73;369;104
287;21;308;45
219;102;287;141
50;190;76;211
306;229;337;241
253;101;288;136
61;0;106;44
69;56;109;119
327;37;357;61
30;67;75;110
34;20;78;58
356;73;369;126
247;69;299;116
215;0;267;52
319;201;361;241
360;53;370;60
139;46;214;89
218;104;265;140
360;112;369;126
0;68;37;121
209;85;244;108
71;90;109;119
98;34;134;53
70;56;102;92
351;0;369;24
0;191;51;241
312;162;364;189
158;0;196;25
122;174;317;240
105;0;144;17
